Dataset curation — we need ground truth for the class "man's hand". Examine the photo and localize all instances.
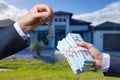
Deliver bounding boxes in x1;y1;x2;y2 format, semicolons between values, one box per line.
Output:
18;4;53;33
76;41;103;68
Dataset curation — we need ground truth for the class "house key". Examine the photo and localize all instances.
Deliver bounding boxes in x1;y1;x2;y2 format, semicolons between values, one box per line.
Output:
45;17;53;40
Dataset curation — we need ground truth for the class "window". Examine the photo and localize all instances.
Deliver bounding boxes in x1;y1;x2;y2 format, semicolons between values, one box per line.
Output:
38;31;49;45
54;18;58;22
63;18;66;22
59;18;62;22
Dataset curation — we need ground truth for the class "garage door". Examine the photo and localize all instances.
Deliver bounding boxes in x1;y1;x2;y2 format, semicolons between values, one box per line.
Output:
104;34;120;51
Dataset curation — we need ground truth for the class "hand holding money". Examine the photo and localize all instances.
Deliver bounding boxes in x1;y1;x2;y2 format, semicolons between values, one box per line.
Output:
76;41;103;68
57;33;95;74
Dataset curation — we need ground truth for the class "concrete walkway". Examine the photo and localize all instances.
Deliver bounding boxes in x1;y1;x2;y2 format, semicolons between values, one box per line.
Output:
5;48;65;62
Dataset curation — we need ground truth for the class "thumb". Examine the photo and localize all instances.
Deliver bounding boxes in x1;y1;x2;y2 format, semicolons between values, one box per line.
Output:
76;41;93;49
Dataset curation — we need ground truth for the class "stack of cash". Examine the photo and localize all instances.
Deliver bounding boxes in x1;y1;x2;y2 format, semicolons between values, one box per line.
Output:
57;33;94;74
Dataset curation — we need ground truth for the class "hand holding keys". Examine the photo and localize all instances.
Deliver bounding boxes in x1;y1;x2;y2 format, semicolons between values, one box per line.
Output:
45;17;53;40
57;33;95;74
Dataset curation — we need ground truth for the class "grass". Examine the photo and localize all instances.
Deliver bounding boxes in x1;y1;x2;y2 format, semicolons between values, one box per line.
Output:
0;60;119;80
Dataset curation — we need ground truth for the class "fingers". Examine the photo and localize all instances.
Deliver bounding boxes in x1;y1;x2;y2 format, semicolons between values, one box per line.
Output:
30;4;54;24
34;4;53;18
35;4;52;14
76;41;93;50
33;12;49;19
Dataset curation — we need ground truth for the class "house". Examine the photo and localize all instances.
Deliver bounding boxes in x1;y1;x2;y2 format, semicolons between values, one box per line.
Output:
30;11;92;49
1;12;120;53
92;21;120;51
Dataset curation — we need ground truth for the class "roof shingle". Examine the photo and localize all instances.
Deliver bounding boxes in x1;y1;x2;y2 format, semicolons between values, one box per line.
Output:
94;21;120;30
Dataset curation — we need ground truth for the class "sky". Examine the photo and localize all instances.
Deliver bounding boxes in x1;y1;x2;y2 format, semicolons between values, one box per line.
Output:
0;0;120;26
3;0;118;15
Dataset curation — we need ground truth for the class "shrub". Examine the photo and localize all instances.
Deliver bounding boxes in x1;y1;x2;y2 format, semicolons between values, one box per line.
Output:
30;41;45;57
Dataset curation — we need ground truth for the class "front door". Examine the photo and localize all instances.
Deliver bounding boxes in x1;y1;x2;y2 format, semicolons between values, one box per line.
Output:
55;25;66;47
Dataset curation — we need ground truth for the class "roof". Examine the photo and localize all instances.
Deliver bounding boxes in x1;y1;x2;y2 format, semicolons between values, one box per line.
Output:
0;19;14;27
70;19;91;25
41;11;91;26
54;11;73;16
93;21;120;30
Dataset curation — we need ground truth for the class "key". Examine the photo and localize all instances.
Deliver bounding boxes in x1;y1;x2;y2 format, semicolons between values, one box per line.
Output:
45;17;53;40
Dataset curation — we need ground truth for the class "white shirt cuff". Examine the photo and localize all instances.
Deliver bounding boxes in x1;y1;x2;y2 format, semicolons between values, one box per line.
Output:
14;22;30;40
99;53;110;72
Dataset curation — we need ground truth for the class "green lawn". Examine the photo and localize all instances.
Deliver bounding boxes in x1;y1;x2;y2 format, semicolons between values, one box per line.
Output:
0;60;119;80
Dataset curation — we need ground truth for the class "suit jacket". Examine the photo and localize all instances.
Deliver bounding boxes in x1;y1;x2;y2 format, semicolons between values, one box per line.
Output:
0;24;28;59
104;54;120;77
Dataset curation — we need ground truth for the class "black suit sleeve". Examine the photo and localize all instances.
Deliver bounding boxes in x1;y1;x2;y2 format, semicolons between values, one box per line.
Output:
104;54;120;77
0;24;28;59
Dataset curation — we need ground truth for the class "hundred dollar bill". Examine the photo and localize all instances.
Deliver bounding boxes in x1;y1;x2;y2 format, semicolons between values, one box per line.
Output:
66;33;93;71
62;39;83;73
57;33;95;74
65;35;85;64
57;41;81;74
67;33;94;63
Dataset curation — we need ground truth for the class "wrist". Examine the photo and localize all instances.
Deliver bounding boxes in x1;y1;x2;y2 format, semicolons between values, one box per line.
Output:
99;53;110;72
94;60;102;69
94;53;103;68
14;22;30;40
18;20;29;33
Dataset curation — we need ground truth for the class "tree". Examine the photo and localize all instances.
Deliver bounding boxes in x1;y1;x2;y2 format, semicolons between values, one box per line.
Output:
30;41;45;57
